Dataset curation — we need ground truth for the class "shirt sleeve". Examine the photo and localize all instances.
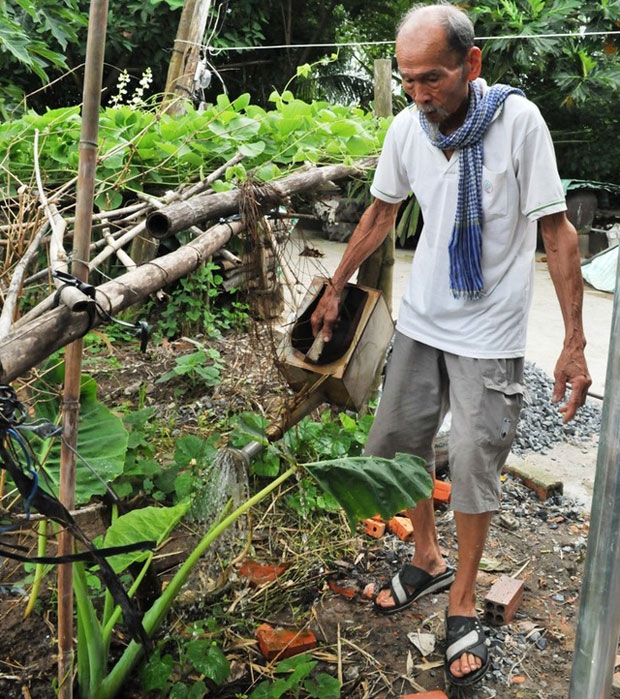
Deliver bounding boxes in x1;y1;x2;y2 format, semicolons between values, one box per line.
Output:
512;100;567;221
370;108;414;204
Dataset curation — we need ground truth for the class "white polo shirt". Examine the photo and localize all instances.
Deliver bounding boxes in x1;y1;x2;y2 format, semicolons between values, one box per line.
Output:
370;79;566;358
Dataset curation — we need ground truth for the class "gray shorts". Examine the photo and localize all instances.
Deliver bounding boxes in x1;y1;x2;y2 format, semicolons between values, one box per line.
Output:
364;332;524;514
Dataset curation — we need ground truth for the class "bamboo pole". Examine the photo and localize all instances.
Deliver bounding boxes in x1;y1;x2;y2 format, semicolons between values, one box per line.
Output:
0;219;245;383
146;161;375;238
57;1;109;696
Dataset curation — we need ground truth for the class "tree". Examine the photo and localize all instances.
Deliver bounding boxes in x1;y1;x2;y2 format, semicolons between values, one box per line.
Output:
0;0;86;116
3;0;619;182
469;0;620;181
0;0;183;115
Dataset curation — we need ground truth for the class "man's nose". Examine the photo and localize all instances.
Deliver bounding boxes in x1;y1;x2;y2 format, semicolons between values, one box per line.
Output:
413;84;431;103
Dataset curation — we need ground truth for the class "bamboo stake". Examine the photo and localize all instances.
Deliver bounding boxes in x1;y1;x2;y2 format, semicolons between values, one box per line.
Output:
58;2;109;696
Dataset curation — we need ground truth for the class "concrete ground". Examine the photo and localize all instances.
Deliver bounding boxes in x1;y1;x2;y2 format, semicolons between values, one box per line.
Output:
283;228;617;511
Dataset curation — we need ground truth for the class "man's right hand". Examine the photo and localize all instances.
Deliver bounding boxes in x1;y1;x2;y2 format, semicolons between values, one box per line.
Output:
310;283;342;343
308;198;400;343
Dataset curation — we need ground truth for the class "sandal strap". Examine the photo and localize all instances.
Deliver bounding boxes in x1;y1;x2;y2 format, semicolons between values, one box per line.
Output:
400;563;432;587
389;565;432;605
445;616;490;665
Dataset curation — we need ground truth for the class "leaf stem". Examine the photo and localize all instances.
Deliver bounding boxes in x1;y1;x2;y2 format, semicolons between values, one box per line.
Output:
93;461;299;699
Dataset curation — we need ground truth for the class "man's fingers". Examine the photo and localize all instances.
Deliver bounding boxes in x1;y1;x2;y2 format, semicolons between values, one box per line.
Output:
551;375;567;404
556;375;591;423
558;399;578;424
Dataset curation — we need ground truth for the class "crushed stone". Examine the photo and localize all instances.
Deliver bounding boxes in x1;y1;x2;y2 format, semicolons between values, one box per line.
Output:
512;362;601;456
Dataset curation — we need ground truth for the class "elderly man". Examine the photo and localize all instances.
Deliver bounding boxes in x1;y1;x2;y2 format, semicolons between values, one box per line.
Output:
311;2;591;687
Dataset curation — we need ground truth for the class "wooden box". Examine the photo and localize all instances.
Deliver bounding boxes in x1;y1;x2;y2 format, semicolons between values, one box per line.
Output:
278;278;394;411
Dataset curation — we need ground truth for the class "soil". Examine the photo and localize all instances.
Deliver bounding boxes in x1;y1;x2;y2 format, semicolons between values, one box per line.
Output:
0;324;618;699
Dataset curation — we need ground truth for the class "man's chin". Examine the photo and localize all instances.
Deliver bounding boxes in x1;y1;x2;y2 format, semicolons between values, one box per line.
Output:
420;109;446;123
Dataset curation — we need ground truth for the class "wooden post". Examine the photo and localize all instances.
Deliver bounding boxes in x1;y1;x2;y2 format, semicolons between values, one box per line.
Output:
360;58;395;306
358;58;396;405
162;0;196;100
373;58;393;118
162;0;213;115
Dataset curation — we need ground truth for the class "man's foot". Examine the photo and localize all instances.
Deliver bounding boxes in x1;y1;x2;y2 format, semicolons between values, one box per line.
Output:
373;563;455;615
445;614;490;686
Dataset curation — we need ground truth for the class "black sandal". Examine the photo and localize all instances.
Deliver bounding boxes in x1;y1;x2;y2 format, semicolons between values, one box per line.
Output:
373;563;455;615
445;614;491;686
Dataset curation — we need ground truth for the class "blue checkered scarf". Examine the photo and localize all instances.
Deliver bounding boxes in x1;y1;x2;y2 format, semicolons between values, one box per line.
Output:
419;81;524;299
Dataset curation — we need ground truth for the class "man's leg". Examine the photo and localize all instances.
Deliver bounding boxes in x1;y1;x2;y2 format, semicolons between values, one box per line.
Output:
447;510;493;679
374;495;448;610
444;354;524;682
369;335;450;611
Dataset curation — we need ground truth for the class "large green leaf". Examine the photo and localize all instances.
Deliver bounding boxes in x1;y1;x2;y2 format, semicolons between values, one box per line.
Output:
304;453;432;530
102;502;189;574
32;365;129;506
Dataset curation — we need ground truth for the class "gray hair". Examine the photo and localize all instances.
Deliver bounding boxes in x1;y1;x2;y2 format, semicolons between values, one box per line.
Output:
397;3;475;61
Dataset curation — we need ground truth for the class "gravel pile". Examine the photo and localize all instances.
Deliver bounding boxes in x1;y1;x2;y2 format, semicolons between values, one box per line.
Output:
512;362;601;455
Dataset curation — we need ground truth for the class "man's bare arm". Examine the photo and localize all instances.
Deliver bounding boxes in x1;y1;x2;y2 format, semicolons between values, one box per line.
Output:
539;210;592;422
311;198;400;341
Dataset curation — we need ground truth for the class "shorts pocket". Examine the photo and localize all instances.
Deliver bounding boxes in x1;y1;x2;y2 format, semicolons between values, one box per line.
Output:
474;361;524;448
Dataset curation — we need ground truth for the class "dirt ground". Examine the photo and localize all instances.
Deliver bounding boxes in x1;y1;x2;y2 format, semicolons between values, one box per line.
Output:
0;325;618;699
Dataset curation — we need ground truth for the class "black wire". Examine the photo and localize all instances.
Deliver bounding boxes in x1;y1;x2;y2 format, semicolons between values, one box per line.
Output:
0;385;154;649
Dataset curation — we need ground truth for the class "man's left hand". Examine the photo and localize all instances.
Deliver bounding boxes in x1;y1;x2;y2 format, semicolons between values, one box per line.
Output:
551;347;592;422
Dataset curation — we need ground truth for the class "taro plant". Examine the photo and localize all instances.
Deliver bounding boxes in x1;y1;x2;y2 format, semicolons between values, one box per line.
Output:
12;358;432;698
75;447;431;699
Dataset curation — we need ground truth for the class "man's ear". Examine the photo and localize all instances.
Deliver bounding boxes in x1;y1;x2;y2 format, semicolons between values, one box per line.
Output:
464;46;482;81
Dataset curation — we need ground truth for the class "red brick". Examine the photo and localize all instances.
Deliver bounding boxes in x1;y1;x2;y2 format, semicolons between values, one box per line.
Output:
484;575;525;625
400;691;448;699
256;623;317;660
432;479;451;505
363;518;387;538
388;514;414;541
236;560;288;587
327;578;358;599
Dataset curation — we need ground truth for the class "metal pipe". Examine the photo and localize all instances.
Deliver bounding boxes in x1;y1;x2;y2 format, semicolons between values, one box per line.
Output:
568;256;620;698
238;391;326;462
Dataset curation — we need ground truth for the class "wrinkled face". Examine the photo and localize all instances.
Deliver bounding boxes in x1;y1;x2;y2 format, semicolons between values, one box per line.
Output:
396;23;481;133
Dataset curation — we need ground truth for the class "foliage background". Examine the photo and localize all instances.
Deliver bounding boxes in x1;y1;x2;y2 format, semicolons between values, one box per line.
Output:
0;0;618;181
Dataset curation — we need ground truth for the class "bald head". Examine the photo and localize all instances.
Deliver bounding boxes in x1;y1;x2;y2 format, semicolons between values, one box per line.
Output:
397;4;475;63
